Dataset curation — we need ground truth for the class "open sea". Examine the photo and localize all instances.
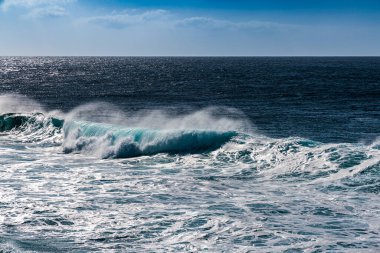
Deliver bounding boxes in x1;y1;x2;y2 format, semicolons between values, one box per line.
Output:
0;57;379;252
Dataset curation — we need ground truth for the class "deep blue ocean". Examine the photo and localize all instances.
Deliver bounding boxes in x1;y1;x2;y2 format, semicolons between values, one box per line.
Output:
0;57;379;252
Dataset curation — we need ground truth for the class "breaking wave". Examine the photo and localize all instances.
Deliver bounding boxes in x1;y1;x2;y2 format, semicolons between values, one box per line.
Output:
0;94;378;185
0;111;239;158
62;120;237;158
0;111;379;184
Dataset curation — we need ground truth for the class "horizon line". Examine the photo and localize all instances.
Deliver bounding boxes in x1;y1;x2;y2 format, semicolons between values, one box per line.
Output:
1;55;380;58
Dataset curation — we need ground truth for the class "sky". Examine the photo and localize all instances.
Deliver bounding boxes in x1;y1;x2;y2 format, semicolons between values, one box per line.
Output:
0;0;380;56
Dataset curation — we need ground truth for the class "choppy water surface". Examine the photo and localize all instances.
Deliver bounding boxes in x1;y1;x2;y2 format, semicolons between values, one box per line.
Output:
0;57;379;252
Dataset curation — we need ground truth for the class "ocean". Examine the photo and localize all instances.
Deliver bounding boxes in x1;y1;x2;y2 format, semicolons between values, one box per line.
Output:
0;57;379;252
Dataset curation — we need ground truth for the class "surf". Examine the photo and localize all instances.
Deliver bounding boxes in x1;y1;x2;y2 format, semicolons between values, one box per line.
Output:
62;120;238;158
0;112;238;158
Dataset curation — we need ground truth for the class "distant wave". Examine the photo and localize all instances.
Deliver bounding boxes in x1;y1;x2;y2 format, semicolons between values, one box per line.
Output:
0;113;63;131
0;113;63;144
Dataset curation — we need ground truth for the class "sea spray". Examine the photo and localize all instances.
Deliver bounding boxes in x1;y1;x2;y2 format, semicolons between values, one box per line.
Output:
61;103;248;158
64;102;252;132
0;94;45;114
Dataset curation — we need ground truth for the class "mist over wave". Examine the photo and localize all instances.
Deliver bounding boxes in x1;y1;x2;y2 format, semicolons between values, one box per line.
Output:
0;94;252;131
0;94;251;158
0;94;45;114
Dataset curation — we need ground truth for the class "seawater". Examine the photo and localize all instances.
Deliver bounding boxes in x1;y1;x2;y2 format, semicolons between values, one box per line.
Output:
0;57;379;252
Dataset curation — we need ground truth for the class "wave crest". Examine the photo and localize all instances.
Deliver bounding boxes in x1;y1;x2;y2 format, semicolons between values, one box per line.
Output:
63;121;237;158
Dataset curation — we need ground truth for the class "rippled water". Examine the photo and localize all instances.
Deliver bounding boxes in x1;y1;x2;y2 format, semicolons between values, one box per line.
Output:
0;57;379;252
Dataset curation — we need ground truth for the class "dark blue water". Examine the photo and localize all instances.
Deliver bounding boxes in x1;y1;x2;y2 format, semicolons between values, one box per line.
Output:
0;57;379;252
1;57;379;142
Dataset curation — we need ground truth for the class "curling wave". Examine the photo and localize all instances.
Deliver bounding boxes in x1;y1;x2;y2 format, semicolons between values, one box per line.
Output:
62;120;237;158
0;113;238;158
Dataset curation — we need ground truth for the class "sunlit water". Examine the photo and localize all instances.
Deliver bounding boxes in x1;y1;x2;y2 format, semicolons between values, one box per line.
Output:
0;57;379;252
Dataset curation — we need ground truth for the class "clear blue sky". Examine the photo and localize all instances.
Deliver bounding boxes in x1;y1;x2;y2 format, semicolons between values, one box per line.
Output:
1;0;380;56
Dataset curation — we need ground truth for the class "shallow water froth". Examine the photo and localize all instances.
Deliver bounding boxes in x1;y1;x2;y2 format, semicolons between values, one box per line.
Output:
0;95;379;251
0;131;379;252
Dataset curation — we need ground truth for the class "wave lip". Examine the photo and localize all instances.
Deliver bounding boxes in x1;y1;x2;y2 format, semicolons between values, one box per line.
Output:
63;121;237;158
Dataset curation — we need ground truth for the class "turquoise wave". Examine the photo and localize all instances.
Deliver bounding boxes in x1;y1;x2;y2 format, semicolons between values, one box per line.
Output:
1;113;237;158
63;120;237;158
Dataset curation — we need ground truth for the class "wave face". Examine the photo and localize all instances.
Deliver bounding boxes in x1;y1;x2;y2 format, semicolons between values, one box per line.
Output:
63;120;237;158
0;112;238;158
0;113;63;143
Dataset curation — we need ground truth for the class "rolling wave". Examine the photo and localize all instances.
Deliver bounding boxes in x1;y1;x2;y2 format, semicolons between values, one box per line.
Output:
63;120;237;158
0;113;237;158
